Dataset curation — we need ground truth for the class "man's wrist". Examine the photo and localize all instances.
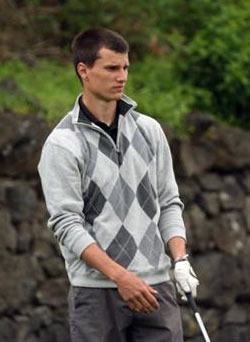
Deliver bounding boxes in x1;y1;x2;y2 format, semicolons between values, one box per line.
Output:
173;254;189;265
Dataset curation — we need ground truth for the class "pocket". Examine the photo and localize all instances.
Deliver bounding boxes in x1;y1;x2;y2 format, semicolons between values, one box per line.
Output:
154;281;178;306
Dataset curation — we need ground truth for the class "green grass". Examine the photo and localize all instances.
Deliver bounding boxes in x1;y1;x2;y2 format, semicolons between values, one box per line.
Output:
0;59;80;122
0;57;202;131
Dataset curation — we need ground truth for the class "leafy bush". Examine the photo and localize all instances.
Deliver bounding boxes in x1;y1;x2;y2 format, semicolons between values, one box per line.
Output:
58;0;159;58
180;2;250;127
126;56;211;130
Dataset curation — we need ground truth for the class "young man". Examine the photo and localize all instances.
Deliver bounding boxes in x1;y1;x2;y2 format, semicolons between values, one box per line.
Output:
38;28;199;342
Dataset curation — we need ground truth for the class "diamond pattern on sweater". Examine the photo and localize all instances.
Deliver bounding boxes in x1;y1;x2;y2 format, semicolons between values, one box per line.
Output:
106;225;137;268
131;128;154;164
136;173;157;219
108;175;135;221
83;181;106;225
119;132;130;159
98;134;117;164
123;197;152;245
139;222;162;267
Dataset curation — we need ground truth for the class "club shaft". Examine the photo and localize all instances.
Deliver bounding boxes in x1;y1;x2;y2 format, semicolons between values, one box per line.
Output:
185;293;212;342
194;312;211;342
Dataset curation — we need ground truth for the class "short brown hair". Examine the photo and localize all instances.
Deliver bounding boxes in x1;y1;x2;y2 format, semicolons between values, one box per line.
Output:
71;28;129;81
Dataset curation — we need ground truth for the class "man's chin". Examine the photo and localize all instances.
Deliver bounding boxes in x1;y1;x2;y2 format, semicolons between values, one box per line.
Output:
106;93;123;102
96;91;123;102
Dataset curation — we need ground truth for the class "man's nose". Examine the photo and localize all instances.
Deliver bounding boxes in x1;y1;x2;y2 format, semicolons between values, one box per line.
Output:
117;69;128;82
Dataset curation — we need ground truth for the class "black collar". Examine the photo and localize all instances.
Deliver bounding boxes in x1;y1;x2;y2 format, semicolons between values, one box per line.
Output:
77;96;132;125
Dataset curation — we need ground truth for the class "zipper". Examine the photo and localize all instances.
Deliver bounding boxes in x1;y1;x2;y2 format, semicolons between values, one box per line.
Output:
75;107;134;166
76;121;122;165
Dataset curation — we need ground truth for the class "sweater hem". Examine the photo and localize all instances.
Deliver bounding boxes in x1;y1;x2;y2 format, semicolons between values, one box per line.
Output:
68;270;171;288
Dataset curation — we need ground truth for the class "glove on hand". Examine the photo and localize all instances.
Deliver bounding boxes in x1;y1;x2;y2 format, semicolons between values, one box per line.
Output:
174;258;199;301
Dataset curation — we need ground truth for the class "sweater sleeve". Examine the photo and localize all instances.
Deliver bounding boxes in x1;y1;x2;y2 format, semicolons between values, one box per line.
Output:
156;124;186;243
38;142;96;257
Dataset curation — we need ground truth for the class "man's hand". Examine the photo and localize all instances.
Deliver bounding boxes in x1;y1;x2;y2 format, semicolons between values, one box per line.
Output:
173;259;199;300
81;244;159;313
114;270;159;313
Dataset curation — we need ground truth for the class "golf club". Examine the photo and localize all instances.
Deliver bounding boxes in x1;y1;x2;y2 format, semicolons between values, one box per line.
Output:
185;292;211;342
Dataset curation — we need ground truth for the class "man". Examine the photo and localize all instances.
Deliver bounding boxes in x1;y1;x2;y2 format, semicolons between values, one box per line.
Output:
38;28;199;342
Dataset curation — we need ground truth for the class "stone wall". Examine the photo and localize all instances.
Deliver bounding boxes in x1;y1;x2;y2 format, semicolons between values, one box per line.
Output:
0;110;249;342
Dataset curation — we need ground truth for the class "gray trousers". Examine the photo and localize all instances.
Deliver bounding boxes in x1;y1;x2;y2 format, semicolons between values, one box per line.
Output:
68;281;183;342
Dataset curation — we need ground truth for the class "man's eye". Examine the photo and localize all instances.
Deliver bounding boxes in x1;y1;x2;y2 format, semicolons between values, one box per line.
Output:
107;66;118;71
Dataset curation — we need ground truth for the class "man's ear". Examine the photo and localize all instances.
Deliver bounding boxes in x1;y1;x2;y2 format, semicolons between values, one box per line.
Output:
77;62;89;82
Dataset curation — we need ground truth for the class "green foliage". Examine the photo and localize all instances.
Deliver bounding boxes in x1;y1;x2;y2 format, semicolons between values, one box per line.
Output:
57;0;244;56
58;0;159;57
180;1;250;127
3;0;250;129
126;56;211;130
0;57;202;130
0;59;80;122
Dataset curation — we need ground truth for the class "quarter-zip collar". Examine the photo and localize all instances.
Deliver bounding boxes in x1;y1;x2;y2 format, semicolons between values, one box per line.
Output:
71;93;137;125
71;94;137;166
78;95;119;143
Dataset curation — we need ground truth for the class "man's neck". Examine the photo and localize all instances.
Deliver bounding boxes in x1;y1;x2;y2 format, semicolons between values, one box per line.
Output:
82;93;117;126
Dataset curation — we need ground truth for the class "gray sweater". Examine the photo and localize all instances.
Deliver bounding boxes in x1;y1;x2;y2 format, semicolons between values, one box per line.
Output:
38;94;186;287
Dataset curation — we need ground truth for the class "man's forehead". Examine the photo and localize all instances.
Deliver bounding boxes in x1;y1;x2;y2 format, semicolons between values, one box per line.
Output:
97;47;129;63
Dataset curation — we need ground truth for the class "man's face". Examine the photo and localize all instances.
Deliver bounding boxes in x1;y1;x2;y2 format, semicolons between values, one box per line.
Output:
80;47;129;102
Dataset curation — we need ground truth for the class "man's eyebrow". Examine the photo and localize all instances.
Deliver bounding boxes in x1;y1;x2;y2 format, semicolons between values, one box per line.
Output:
104;62;130;67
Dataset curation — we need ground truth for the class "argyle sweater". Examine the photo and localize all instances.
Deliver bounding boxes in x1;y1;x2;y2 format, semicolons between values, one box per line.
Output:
38;94;186;287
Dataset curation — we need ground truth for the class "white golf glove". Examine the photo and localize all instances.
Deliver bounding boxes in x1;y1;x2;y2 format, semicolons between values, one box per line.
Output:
173;256;199;301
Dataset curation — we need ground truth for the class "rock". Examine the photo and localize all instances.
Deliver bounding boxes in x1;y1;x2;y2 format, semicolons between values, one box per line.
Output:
0;254;44;312
243;196;250;233
0;297;7;315
30;306;53;330
239;171;250;194
224;304;247;324
197;173;223;192
201;308;221;334
0;110;49;177
16;221;33;253
6;183;38;223
186;204;214;252
31;220;55;243
36;278;68;307
41;256;66;278
15;315;31;342
214;324;250;342
196;192;220;217
34;200;49;223
38;323;70;342
178;178;200;207
210;125;250;171
181;305;219;340
0;318;17;341
240;237;250;297
219;176;245;210
185;112;217;136
32;239;55;260
193;253;242;308
0;208;17;251
179;113;250;173
174;141;216;177
213;212;246;255
181;306;199;338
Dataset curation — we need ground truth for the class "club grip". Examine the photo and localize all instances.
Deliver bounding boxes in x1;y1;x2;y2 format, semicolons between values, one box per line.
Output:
186;292;198;313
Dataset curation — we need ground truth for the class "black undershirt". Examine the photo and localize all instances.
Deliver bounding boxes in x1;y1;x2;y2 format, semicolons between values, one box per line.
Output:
78;96;119;143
